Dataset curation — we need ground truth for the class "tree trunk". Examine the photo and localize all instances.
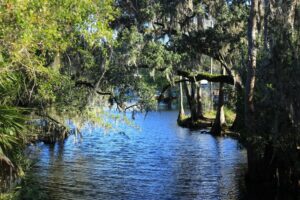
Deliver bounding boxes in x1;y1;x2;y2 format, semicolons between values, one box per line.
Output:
245;0;258;128
183;81;197;121
286;0;297;30
196;84;204;119
231;74;244;131
190;82;198;121
178;77;185;120
183;81;192;113
167;89;173;110
211;68;226;135
263;0;270;50
245;0;264;183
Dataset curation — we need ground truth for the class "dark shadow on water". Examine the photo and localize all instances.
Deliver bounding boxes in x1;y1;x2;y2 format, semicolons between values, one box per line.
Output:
239;183;300;200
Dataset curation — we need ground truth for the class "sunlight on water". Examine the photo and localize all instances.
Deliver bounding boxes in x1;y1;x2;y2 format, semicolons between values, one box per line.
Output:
28;110;247;200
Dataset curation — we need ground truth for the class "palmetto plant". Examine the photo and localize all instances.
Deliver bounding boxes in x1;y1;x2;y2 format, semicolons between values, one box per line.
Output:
0;106;26;163
0;73;27;190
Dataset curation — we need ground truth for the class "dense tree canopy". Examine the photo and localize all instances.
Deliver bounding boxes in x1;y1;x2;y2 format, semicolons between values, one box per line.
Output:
0;0;117;190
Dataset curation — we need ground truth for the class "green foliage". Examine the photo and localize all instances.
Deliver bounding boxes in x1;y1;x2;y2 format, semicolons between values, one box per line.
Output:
204;110;217;119
224;107;236;126
0;106;27;192
205;107;235;126
115;27;144;66
0;0;116;106
0;0;117;192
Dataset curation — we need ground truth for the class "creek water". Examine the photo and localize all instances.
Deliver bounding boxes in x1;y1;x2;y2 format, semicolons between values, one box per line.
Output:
27;110;247;200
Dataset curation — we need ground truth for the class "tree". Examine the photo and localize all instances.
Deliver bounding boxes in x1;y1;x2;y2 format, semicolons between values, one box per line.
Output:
244;0;260;182
110;0;248;132
241;0;300;189
0;0;117;190
211;67;227;135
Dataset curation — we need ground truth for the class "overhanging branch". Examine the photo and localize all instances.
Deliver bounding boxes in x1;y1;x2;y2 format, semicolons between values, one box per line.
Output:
75;80;112;96
177;70;234;85
157;69;234;101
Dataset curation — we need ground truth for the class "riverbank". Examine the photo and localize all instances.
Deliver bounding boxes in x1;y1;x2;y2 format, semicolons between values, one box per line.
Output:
0;171;49;200
177;108;239;138
177;115;213;129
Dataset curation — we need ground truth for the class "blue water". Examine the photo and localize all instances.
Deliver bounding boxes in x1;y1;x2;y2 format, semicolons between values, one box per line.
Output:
28;111;247;200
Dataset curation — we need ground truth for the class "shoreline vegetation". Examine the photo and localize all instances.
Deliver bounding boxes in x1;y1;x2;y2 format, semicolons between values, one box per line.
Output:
177;108;240;138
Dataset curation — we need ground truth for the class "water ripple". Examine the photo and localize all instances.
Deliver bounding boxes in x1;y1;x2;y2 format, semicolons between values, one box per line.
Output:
28;111;247;200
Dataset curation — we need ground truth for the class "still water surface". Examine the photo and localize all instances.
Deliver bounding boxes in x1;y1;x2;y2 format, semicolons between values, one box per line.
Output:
29;111;247;200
